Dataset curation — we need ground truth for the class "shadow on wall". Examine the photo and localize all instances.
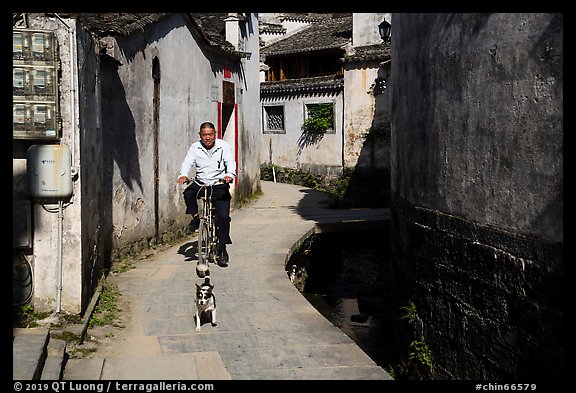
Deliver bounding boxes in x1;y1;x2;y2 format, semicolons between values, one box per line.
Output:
296;128;325;156
341;124;391;208
100;53;142;271
341;71;391;208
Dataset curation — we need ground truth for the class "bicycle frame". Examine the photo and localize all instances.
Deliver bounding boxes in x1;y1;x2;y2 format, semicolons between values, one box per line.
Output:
196;183;219;277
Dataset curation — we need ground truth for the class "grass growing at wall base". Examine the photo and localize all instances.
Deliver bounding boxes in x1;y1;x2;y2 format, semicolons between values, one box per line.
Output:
88;282;121;329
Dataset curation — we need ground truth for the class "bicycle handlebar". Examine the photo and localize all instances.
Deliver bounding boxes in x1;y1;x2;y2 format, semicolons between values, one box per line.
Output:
183;177;230;186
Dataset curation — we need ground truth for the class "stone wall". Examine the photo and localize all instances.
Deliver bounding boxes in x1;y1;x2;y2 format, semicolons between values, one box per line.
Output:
390;13;563;379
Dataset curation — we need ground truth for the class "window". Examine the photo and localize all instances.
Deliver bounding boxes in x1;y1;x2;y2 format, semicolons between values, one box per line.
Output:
303;102;335;134
263;104;286;134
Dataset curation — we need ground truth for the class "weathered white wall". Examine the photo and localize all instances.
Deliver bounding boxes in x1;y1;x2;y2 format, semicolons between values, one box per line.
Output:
13;13;262;314
103;14;261;247
261;92;344;176
344;13;391;170
104;17;219;247
12;15;85;313
260;13;391;178
352;13;389;47
236;13;262;197
343;66;378;167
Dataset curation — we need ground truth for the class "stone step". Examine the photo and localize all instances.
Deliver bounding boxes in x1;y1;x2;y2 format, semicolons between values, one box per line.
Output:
41;338;67;380
13;328;49;380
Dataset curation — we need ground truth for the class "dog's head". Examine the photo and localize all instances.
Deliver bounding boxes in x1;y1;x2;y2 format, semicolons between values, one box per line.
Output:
196;277;214;306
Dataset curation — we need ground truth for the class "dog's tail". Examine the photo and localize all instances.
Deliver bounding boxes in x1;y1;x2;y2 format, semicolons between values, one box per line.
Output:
203;276;211;285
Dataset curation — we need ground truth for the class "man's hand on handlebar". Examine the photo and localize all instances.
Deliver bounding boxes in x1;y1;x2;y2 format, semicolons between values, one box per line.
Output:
178;176;233;185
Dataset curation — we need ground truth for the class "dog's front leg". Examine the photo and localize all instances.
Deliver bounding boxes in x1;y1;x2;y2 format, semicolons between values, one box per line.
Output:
195;310;201;332
211;309;217;327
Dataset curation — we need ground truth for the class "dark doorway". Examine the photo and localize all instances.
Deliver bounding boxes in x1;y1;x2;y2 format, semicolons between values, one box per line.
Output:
152;57;161;243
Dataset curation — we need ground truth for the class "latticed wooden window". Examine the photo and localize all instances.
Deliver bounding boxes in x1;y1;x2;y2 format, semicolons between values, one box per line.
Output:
263;105;285;133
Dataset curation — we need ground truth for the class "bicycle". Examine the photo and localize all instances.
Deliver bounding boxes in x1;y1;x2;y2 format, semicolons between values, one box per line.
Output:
185;178;223;278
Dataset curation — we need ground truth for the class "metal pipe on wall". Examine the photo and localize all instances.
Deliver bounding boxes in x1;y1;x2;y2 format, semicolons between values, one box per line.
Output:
56;200;63;313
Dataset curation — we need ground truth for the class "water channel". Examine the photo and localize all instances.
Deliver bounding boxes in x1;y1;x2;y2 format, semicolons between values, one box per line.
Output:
286;226;401;374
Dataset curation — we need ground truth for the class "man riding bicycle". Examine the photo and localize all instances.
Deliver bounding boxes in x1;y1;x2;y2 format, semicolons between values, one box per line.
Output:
177;122;236;267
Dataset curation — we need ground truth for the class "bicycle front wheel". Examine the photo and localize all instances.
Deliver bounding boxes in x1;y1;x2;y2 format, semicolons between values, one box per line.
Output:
208;211;219;263
197;218;211;277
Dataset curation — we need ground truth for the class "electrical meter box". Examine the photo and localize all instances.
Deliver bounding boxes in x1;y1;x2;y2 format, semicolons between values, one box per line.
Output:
27;144;73;199
13;28;60;140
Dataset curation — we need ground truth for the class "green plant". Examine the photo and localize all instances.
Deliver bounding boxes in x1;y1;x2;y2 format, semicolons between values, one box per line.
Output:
400;300;417;324
148;239;157;250
72;347;98;358
386;358;409;380
386;341;432;380
235;187;263;209
409;340;432;370
17;304;35;320
52;330;81;343
13;304;51;328
260;164;350;208
59;312;82;324
301;103;334;134
390;300;434;380
111;258;135;274
89;282;121;328
260;163;278;180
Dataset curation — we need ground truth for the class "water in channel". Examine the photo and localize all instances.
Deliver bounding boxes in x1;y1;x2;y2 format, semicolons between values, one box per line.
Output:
286;226;399;371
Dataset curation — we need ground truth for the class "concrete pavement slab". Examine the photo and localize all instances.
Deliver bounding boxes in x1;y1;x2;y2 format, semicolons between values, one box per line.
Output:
13;327;49;380
62;358;104;380
99;352;230;380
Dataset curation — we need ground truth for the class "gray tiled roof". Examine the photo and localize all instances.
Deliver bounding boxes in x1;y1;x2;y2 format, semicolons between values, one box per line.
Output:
280;13;324;23
189;13;236;52
343;43;391;63
23;13;240;57
261;75;343;96
66;13;171;36
261;15;352;57
260;22;286;35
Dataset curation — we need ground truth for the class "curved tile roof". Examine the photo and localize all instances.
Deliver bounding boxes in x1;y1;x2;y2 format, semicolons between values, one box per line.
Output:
23;13;241;57
343;43;391;63
261;75;343;96
260;22;286;35
55;13;171;36
261;15;352;57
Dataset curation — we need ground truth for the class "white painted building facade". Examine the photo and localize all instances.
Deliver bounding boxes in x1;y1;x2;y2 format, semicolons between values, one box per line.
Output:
12;13;261;314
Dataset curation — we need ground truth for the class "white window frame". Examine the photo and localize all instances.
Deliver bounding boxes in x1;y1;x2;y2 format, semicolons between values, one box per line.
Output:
262;104;286;134
303;101;336;134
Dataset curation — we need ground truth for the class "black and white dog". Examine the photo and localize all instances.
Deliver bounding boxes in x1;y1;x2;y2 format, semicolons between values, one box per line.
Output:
195;276;217;332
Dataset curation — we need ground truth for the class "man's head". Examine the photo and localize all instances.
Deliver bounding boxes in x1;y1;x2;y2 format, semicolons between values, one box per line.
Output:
199;122;216;150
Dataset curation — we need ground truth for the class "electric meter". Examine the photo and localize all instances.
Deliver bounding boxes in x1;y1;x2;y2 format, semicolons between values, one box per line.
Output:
13;28;60;140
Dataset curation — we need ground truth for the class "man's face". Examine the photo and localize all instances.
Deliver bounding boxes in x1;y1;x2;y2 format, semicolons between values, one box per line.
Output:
200;127;216;149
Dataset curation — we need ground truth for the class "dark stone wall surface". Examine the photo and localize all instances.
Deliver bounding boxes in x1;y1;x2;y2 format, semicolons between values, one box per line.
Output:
390;13;562;242
390;13;563;379
391;197;562;379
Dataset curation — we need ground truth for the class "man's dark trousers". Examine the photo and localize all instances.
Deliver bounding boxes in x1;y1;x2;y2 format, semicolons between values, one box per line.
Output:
183;182;232;245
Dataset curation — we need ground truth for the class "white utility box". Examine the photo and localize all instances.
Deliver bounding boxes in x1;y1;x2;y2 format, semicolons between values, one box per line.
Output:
27;144;72;199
